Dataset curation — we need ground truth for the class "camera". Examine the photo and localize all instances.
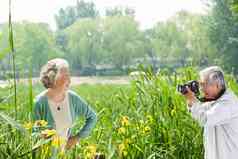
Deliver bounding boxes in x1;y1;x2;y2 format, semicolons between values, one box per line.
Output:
177;80;200;95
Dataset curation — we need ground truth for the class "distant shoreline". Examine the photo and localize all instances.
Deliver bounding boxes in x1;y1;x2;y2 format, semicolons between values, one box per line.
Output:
0;76;130;87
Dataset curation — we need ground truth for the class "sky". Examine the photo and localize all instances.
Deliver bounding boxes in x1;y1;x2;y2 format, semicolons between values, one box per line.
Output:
0;0;208;30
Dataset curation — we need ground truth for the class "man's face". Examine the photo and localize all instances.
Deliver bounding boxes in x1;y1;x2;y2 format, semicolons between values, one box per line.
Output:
199;78;220;99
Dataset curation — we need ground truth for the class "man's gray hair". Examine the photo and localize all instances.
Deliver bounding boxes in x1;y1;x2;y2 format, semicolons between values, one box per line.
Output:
199;66;226;90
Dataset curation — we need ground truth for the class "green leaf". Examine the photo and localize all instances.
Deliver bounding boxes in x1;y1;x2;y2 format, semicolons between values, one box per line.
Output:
0;112;27;134
32;138;52;151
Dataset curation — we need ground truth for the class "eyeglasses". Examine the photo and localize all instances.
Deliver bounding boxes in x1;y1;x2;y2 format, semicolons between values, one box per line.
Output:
199;80;214;89
199;81;208;89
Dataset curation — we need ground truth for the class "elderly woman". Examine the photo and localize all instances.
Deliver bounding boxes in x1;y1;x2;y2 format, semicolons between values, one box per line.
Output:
33;58;97;150
184;66;238;159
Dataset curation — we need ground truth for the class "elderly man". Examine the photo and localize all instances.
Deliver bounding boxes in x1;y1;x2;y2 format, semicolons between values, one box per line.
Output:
184;66;238;159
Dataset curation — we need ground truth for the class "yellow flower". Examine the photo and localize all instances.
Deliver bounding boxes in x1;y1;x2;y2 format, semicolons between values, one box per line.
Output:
88;144;97;154
23;122;33;130
41;129;56;138
143;126;151;134
34;120;48;127
123;151;128;156
118;127;126;134
171;109;176;117
146;115;154;123
121;116;129;126
118;141;129;157
84;144;97;159
51;136;65;148
118;143;126;157
124;138;132;145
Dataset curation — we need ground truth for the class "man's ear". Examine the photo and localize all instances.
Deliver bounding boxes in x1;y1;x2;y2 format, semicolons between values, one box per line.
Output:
216;84;223;93
216;83;219;89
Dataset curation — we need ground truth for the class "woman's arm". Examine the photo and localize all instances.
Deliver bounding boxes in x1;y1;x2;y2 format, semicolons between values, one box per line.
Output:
33;100;42;121
65;92;97;149
73;95;97;138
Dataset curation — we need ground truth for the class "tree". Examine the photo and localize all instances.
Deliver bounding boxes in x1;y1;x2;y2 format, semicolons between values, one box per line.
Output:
102;16;145;70
148;11;216;69
64;18;103;71
76;0;98;19
172;11;216;66
55;0;98;30
12;22;63;74
64;15;145;71
106;7;135;17
149;18;188;68
207;0;238;73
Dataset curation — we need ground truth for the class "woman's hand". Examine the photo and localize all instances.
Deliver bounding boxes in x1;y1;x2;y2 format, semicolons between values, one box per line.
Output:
65;135;80;150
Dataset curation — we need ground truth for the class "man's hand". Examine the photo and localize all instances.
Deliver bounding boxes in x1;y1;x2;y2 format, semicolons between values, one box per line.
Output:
65;135;79;150
183;86;197;107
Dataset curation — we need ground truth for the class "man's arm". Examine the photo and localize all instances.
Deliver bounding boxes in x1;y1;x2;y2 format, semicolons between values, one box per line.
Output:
191;100;232;126
185;88;232;126
190;101;213;126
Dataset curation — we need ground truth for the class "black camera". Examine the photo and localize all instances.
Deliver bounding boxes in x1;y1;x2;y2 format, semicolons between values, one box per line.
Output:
177;80;200;95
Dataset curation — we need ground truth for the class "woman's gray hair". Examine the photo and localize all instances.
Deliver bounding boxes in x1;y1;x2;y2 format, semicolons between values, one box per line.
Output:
40;58;69;88
199;66;226;90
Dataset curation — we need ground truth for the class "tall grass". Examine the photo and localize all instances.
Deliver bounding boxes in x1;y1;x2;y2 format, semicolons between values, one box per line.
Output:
0;67;238;158
0;1;237;158
72;68;203;159
8;0;17;120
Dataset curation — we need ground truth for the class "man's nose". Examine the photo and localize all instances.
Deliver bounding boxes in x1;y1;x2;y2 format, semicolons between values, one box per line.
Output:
200;86;205;92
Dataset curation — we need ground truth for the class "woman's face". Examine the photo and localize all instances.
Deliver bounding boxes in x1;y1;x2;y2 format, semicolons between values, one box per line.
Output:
54;67;71;91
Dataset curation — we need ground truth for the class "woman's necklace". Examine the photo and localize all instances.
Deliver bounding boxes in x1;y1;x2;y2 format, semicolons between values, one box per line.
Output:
57;105;61;111
55;97;66;111
49;92;66;111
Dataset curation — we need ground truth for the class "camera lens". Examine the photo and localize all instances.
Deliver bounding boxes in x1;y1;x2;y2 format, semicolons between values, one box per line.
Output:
177;85;187;94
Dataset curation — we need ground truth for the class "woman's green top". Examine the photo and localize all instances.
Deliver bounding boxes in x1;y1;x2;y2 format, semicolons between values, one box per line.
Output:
33;90;97;138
